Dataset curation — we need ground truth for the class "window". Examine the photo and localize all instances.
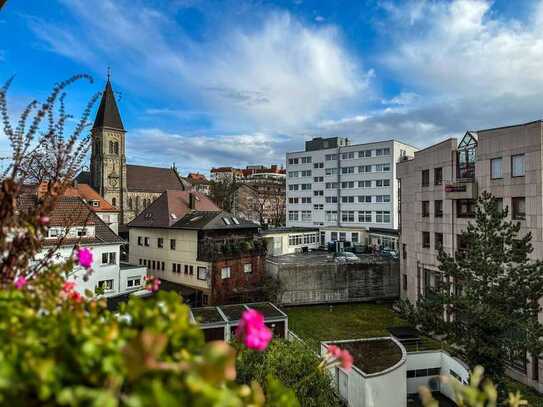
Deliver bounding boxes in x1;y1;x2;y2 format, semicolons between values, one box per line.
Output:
375;179;390;187
325;196;338;203
326;182;338;189
403;275;407;290
313;204;324;210
339;232;347;241
375;163;390;172
490;158;502;179
314;176;324;182
97;279;114;291
325;154;337;161
197;267;208;280
351;233;359;243
402;243;407;260
244;263;252;274
301;156;312;164
289;184;299;191
359;211;372;223
128;198;133;209
359;180;372;188
301;183;312;190
358;195;371;203
359;150;372;158
422;201;430;217
288;197;299;204
301;197;312;204
144;237;150;247
102;252;116;265
221;267;231;279
288;171;299;178
435;200;443;218
457;199;475;218
341;211;355;222
375;195;391;203
512;197;526;220
157;238;164;248
341;152;355;159
112;197;117;207
325;168;337;176
288;158;299;165
375;211;390;223
189;265;194;275
184;265;189;274
422;169;430;187
434;167;443;185
435;233;443;250
511;154;525;177
314;190;324;196
422;232;431;248
301;170;311;177
313;162;323;169
331;232;338;241
495;197;504;213
325;211;338;221
288;211;299;221
457;235;469;253
341;196;355;203
127;277;141;288
341;181;355;188
170;239;176;250
358;165;372;173
137;236;143;246
301;211;312;221
341;166;355;174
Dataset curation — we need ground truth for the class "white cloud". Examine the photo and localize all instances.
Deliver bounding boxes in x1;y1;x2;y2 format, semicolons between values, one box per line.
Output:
27;1;369;131
382;0;543;98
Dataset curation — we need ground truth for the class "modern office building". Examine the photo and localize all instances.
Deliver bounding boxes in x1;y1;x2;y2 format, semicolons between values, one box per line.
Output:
397;120;543;392
286;137;417;247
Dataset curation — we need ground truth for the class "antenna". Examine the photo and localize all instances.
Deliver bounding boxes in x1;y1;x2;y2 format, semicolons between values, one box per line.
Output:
107;66;111;81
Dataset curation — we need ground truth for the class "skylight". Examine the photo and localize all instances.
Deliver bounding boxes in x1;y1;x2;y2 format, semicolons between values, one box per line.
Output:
232;217;240;225
223;217;231;225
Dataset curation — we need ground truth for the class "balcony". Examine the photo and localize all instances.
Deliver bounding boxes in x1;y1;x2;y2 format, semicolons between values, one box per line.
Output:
197;236;267;262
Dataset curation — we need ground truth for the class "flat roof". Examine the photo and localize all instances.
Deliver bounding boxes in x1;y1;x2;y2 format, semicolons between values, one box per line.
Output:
267;250;395;265
191;302;288;326
260;226;319;235
287;138;419;155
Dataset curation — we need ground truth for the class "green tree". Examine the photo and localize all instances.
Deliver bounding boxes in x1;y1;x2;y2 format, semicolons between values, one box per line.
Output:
401;192;543;390
236;340;341;407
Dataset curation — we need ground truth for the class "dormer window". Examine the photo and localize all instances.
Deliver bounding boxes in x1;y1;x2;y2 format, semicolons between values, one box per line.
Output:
457;131;478;180
222;217;231;225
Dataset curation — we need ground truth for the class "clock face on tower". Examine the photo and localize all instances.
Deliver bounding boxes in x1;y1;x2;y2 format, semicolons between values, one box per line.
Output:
109;177;118;187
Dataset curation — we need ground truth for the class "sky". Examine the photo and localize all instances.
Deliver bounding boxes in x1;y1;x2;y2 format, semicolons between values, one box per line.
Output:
2;0;543;175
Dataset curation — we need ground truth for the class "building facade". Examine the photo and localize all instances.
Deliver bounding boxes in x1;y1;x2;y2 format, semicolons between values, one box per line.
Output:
127;190;267;306
286;137;417;246
397;120;543;392
20;193;146;298
77;78;189;226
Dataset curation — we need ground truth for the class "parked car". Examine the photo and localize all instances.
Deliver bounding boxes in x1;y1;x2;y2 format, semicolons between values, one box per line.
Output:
335;251;361;263
380;248;399;258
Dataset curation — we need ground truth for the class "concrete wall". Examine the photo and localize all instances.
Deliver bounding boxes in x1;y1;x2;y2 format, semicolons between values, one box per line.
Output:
267;259;399;305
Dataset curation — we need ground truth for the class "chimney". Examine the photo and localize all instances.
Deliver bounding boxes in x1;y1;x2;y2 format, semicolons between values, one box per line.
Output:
189;192;196;210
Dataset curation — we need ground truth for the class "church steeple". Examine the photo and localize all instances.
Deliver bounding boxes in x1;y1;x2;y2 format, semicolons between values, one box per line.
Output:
93;79;125;131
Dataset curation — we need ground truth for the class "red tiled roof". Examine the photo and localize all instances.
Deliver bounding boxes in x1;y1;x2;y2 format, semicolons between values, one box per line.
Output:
64;183;118;212
127;190;220;228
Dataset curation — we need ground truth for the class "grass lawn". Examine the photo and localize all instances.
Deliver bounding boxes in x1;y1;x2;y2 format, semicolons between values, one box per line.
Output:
285;302;408;349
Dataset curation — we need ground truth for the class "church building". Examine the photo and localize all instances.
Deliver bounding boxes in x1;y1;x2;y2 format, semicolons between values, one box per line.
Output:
77;78;190;227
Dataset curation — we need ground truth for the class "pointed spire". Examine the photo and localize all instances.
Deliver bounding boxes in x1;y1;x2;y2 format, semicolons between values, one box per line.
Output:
92;70;125;131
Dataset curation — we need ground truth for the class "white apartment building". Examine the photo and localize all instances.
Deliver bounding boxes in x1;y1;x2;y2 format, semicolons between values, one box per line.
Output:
397;120;543;392
286;137;417;246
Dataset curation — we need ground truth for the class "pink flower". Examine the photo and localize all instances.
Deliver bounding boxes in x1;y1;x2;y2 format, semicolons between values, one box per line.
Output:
62;281;76;293
75;247;93;269
236;309;273;351
326;345;342;358
38;215;50;225
14;276;27;289
340;350;353;371
144;275;161;292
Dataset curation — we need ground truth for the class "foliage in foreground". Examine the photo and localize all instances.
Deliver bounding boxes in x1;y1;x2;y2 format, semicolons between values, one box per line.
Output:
0;266;300;406
401;192;543;394
236;340;341;407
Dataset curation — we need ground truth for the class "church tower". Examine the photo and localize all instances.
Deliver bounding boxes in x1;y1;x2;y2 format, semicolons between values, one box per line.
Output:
90;77;127;221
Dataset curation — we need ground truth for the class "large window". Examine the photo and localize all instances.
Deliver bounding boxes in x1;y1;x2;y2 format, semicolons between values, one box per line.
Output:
435;233;443;250
127;277;141;288
422;201;430;217
490;157;503;179
157;238;164;248
288;211;299;221
359;211;372;223
421;169;430;187
341;211;355;222
457;199;475;218
97;279;114;292
422;232;431;248
301;211;312;222
435;200;443;218
221;267;231;279
511;154;525;177
457;132;477;179
102;252;116;265
375;211;390;223
434;167;443;185
170;239;176;250
197;267;208;280
326;211;338;221
512;197;526;220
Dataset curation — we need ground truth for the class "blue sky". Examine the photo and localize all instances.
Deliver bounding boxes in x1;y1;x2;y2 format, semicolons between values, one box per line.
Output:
2;0;543;175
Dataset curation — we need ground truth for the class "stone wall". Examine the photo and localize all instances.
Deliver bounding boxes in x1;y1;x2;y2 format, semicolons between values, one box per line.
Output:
267;259;399;305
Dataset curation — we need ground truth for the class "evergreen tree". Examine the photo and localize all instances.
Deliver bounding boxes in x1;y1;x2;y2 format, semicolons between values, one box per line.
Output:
402;192;543;385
